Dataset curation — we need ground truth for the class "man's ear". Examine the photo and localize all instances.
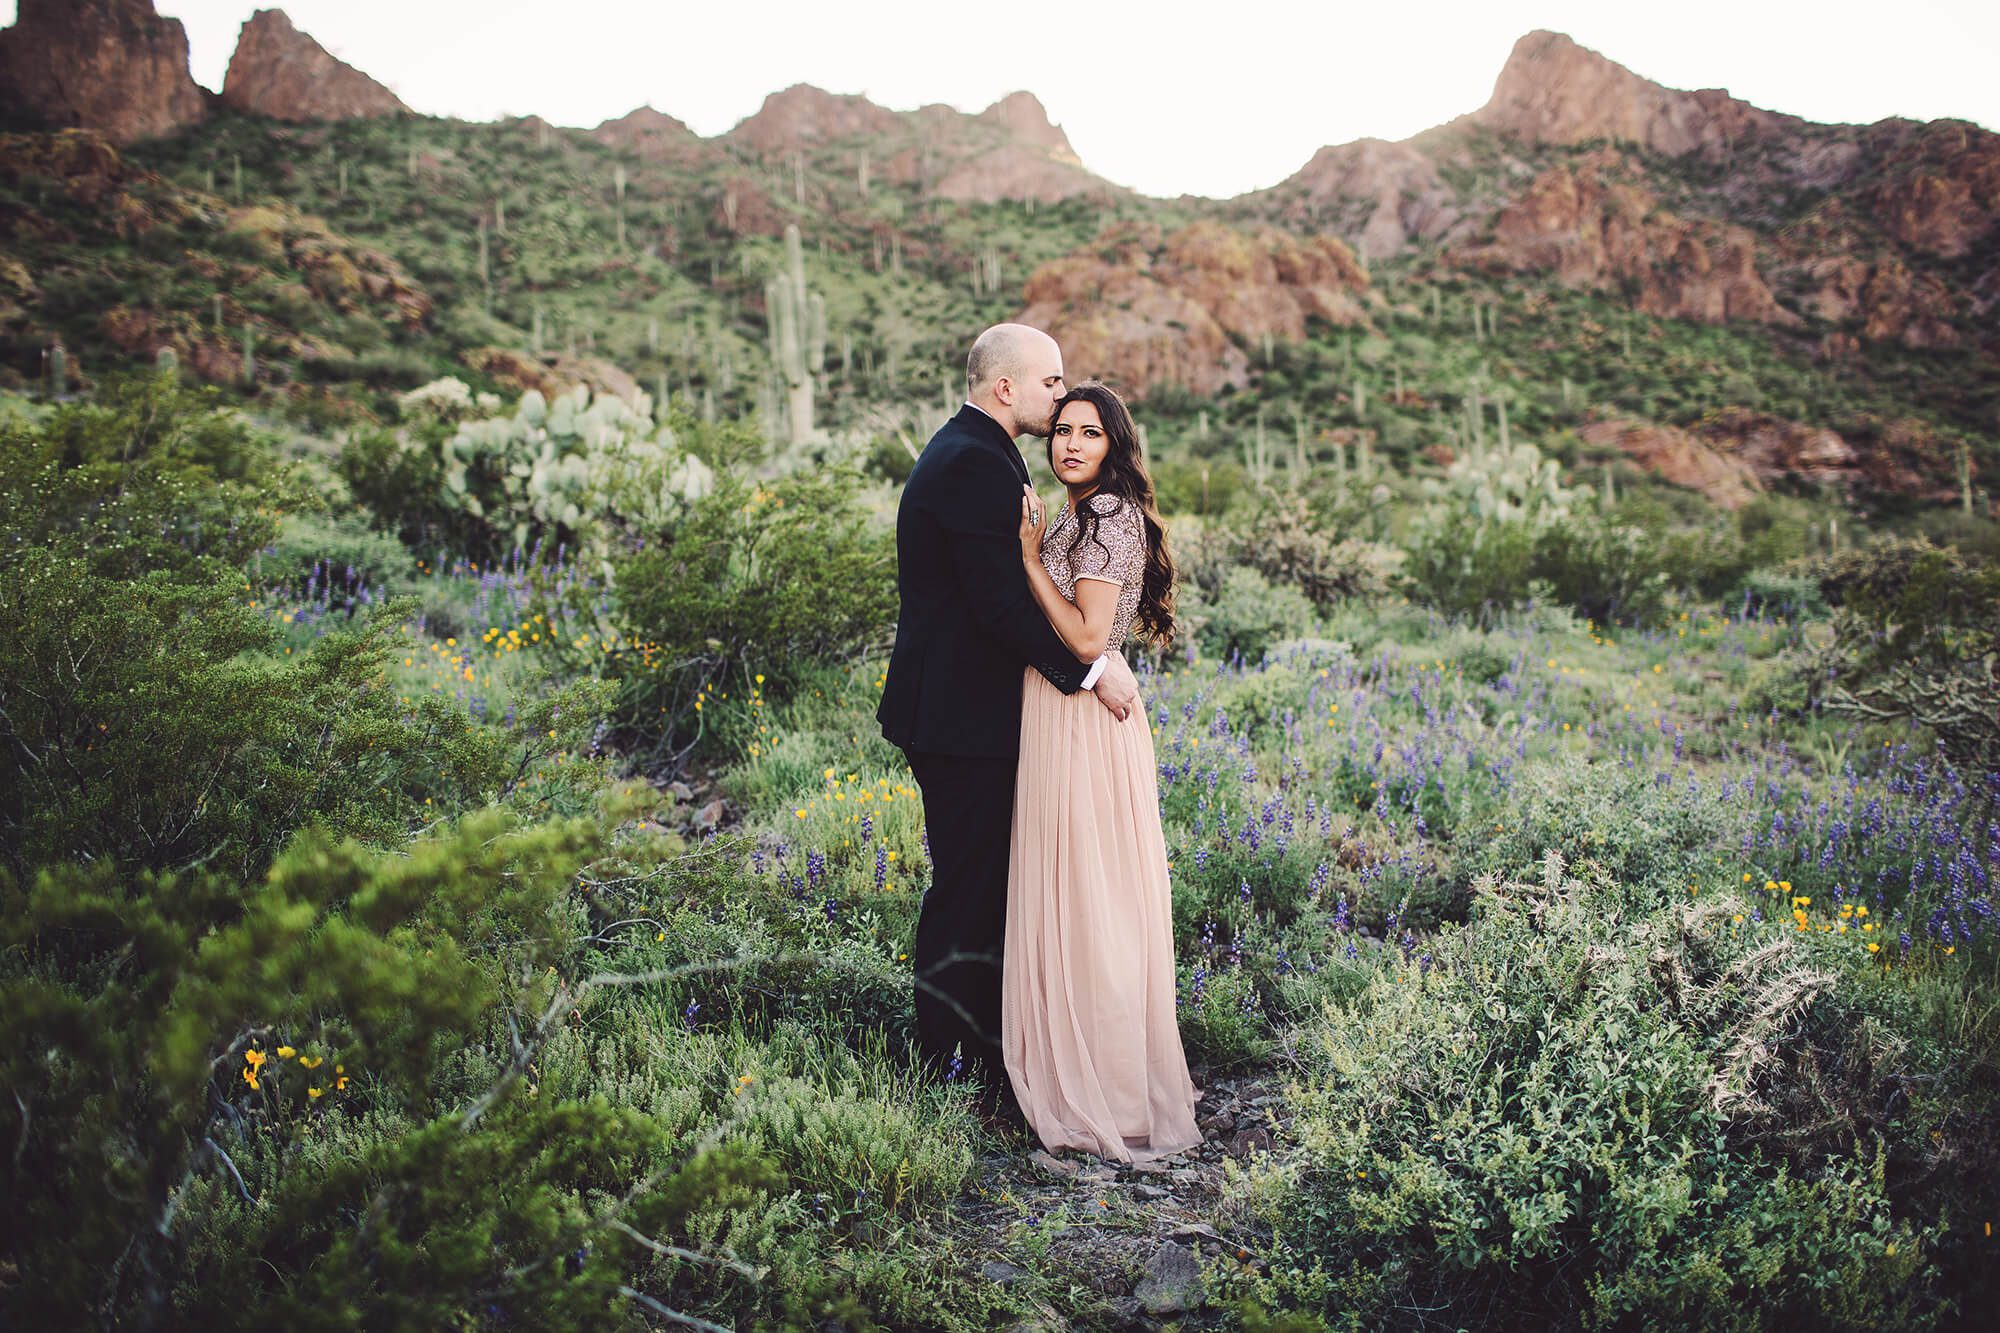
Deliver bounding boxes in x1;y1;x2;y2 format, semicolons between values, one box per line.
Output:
993;374;1014;405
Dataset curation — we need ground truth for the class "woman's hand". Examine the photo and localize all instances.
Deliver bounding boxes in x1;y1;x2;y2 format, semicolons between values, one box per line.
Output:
1018;484;1047;563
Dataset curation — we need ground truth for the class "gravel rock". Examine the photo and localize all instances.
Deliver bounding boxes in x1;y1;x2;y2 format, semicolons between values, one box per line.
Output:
982;1259;1026;1286
1134;1240;1205;1314
1228;1126;1273;1158
1030;1149;1079;1178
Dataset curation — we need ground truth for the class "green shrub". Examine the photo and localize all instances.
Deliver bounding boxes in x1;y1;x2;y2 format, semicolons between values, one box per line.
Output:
1529;516;1673;626
1401;516;1538;620
0;376;610;878
606;468;895;768
253;506;420;595
1181;566;1317;663
1228;856;1962;1329
1735;566;1826;619
0;803;615;1324
1457;755;1728;901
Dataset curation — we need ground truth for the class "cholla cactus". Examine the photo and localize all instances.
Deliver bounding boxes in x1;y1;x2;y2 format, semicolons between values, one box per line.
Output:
438;385;713;567
398;376;500;423
1421;436;1581;529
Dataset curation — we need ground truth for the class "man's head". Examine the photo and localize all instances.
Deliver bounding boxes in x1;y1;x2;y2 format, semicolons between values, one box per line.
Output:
965;323;1064;437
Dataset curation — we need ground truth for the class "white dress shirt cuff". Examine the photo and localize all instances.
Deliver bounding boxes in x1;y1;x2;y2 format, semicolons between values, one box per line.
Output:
1080;653;1109;691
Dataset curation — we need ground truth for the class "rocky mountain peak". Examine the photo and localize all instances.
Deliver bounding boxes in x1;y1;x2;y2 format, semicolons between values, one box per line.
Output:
727;85;901;154
592;104;708;165
979;91;1080;163
1473;29;1798;158
0;0;207;145
222;8;408;123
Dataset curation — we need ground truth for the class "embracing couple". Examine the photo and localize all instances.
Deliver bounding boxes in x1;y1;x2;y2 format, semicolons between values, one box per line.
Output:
876;323;1201;1165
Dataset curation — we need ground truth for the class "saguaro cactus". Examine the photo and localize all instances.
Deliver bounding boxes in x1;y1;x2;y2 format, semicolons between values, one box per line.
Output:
477;218;491;311
613;163;628;248
764;223;826;446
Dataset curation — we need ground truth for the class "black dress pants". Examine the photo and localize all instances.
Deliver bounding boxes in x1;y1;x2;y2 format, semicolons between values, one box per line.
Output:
904;747;1018;1100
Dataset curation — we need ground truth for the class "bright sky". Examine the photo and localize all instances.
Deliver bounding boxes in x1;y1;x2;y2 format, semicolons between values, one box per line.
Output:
8;1;1999;197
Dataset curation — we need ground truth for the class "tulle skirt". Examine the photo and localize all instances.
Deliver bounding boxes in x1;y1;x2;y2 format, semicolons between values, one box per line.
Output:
1001;668;1201;1163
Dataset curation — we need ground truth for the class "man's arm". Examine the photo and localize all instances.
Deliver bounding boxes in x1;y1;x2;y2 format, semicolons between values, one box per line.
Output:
930;445;1091;694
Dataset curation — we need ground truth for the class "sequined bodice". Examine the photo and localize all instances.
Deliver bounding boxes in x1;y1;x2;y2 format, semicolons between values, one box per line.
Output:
1037;493;1146;649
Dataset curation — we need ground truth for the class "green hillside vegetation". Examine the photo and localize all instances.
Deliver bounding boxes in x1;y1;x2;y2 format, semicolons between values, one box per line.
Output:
3;108;1988;521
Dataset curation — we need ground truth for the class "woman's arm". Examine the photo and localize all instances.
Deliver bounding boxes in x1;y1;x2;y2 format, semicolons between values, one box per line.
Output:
1019;488;1120;660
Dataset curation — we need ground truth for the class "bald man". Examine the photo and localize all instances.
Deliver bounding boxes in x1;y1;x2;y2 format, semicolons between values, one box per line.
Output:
878;323;1140;1109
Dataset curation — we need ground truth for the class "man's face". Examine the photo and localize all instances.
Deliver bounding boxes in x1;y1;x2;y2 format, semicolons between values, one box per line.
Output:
1009;336;1066;437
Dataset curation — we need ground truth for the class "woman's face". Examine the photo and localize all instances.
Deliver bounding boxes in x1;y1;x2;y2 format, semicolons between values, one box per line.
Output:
1050;400;1110;492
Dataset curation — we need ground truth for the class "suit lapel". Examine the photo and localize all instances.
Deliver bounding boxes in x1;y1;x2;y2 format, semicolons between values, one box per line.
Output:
953;404;1030;487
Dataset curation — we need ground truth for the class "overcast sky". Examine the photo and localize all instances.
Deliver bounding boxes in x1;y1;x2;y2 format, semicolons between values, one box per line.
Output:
9;1;1999;197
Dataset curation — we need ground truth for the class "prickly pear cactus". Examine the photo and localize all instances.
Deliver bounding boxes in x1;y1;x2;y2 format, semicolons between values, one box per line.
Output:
436;385;713;565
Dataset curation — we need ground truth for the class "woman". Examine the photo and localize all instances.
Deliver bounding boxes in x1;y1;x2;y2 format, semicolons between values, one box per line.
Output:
1002;381;1201;1164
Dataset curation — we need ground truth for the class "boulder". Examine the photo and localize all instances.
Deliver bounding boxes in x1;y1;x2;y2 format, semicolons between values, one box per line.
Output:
1133;1240;1205;1315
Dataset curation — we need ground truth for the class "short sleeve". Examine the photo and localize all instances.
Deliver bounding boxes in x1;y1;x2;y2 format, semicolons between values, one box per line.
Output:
1071;495;1145;587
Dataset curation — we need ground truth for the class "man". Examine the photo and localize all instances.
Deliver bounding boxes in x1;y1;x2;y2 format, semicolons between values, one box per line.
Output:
877;323;1139;1105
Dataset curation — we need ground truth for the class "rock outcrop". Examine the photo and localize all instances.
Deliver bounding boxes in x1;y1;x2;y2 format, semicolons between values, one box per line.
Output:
0;129;202;239
1019;221;1370;398
222;202;430;328
1862;119;2000;260
724;84;1120;204
462;347;644;407
931;141;1112;204
1456;152;1799;327
935;91;1110;203
1582;409;1900;506
1786;247;1959;349
1580;419;1768;509
1258;138;1459;259
1471;29;1800;159
0;0;207;145
221;9;408;123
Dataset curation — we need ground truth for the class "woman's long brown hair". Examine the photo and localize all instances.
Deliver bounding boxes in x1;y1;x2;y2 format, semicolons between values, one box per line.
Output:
1046;381;1177;649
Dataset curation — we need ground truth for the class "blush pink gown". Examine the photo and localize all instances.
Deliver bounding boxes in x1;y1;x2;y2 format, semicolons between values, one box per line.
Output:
1001;492;1201;1164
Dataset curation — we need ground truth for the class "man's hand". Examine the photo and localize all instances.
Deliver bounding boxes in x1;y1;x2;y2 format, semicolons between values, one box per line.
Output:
1090;651;1137;722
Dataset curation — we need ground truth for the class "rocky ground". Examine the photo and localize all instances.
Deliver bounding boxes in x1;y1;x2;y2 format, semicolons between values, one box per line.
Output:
951;1072;1295;1330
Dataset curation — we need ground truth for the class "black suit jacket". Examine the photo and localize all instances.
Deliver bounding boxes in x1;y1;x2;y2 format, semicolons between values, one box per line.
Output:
877;405;1090;757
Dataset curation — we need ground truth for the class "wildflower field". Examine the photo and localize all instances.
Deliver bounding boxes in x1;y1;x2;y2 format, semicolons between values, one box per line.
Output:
2;371;1996;1331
